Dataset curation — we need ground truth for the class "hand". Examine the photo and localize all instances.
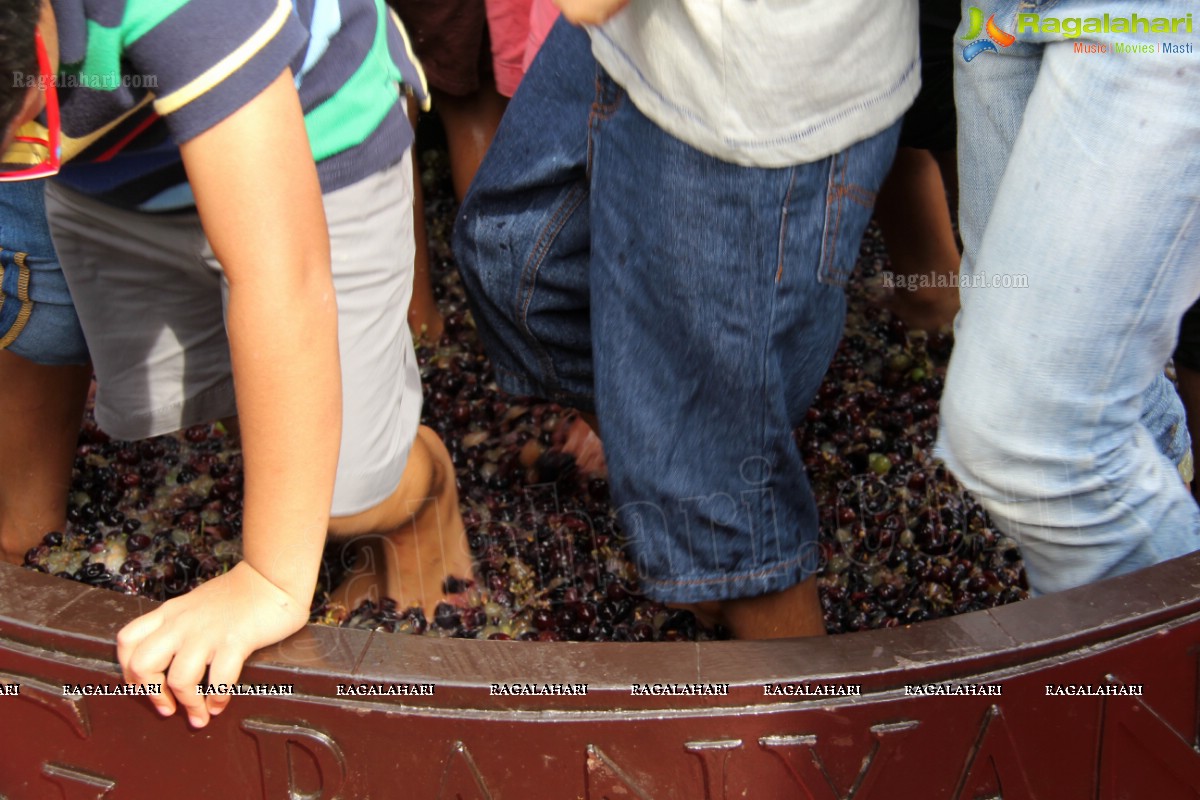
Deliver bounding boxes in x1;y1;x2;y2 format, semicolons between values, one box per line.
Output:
554;0;630;25
116;561;309;728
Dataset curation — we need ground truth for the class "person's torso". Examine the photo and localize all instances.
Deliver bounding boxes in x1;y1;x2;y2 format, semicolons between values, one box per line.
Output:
589;0;921;167
50;0;426;210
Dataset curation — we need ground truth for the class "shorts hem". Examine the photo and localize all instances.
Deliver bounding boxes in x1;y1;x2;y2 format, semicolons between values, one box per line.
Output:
637;546;821;604
6;345;89;367
330;411;415;516
492;364;595;413
329;459;408;518
493;62;523;98
94;378;237;441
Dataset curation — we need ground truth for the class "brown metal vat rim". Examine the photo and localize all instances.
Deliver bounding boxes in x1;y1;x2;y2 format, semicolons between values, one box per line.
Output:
2;552;1197;713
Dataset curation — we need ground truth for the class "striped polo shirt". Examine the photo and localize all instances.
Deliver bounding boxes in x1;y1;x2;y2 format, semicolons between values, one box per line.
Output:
50;0;427;211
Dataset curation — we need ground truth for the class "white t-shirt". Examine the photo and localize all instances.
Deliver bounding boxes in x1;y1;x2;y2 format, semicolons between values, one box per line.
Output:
589;1;921;167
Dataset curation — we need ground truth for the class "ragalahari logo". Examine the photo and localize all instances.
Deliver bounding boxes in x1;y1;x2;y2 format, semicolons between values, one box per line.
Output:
961;7;1016;61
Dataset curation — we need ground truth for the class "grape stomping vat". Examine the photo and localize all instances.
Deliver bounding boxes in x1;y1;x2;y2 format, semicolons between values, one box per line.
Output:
2;554;1199;799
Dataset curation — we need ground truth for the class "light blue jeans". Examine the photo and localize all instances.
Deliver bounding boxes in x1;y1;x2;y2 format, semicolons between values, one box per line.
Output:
938;0;1200;594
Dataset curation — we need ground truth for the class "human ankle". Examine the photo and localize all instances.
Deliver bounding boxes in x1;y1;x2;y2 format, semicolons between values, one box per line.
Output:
718;579;826;640
0;520;51;565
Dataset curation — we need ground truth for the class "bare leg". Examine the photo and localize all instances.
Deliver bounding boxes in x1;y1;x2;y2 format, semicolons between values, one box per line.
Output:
717;577;826;639
433;83;507;203
1177;365;1200;502
0;351;90;564
328;425;473;613
874;147;961;332
677;576;826;640
406;95;444;343
933;148;959;229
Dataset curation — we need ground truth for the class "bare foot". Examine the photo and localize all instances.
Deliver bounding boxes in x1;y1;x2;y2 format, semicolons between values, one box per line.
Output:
330;532;474;615
329;426;476;616
328;537;388;613
521;413;609;484
552;414;608;480
0;546;26;567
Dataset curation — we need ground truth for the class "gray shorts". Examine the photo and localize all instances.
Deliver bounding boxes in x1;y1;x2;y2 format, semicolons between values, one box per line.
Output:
45;154;422;516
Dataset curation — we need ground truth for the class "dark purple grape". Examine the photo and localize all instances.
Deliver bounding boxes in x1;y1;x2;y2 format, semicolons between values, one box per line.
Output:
605;581;629;602
531;608;554;631
433;602;461;630
81;562;111;585
442;575;471;594
629;623;654;643
460;606;486;629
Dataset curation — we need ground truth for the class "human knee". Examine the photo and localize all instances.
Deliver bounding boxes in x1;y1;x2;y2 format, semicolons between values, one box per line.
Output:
937;363;1063;505
327;428;444;538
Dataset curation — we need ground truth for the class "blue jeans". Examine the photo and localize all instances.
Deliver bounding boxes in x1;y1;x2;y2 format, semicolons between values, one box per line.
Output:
938;0;1200;595
455;20;900;603
0;180;88;365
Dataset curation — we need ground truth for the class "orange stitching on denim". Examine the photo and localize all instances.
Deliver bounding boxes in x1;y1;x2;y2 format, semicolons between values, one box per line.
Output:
841;183;877;208
587;70;623;178
590;71;622;117
0;250;34;351
587;74;601;177
835;150;850;274
775;169;797;284
821;151;849;285
818;177;875;288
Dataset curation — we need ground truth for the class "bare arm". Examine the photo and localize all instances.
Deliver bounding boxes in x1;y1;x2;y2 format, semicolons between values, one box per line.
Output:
117;69;341;728
554;0;630;25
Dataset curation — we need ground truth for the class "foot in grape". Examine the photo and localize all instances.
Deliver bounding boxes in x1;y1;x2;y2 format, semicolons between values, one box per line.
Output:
329;426;476;615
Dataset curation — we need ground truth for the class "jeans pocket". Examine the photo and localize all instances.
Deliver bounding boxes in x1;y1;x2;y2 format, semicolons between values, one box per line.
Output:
817;148;883;289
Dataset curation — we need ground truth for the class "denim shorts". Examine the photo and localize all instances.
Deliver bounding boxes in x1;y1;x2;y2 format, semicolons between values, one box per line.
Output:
455;19;901;603
0;181;88;366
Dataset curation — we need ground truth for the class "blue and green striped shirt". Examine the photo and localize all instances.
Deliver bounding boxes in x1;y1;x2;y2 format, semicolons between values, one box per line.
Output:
50;0;426;210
